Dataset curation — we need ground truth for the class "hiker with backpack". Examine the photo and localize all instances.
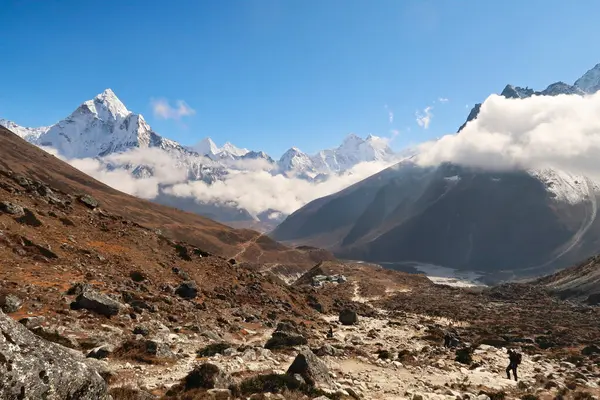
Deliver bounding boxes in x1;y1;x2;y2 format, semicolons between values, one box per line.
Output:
506;349;522;381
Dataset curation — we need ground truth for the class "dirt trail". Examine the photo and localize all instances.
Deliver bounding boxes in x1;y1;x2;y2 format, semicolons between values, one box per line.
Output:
231;233;265;260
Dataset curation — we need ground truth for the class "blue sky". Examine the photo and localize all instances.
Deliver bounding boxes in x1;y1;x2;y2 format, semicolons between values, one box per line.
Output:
1;0;600;158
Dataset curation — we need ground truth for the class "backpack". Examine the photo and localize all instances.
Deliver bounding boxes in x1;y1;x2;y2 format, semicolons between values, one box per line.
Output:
515;352;522;365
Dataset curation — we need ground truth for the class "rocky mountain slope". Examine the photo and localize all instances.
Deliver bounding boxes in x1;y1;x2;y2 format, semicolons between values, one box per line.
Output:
272;63;600;283
2;122;600;400
0;125;332;266
535;253;600;305
0;90;399;228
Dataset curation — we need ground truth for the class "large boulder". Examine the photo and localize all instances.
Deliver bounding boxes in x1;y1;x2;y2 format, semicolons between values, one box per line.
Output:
71;289;123;317
78;194;99;209
286;348;334;388
0;309;109;399
339;309;358;325
175;281;198;299
183;363;234;390
265;321;308;350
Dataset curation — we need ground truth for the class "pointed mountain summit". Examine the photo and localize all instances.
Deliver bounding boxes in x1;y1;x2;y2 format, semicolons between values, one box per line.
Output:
20;88;186;159
574;63;600;93
191;137;220;157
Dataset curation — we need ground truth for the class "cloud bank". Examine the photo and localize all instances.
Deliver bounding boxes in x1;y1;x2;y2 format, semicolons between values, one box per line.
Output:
42;145;395;216
416;91;600;179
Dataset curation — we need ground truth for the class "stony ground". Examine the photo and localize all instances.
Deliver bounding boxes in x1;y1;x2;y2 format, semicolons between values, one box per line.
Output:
1;126;600;400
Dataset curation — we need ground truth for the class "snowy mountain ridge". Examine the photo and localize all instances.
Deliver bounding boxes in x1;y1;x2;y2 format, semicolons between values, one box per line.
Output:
1;88;397;181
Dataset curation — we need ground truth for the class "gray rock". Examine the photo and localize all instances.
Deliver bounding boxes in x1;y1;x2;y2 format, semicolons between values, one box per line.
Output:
87;344;114;360
265;322;308;350
133;325;150;336
19;316;46;330
314;344;339;357
339;309;358;325
0;309;109;399
145;340;176;359
78;194;99;209
66;282;91;296
30;326;80;349
183;363;234;390
286;348;334;388
71;289;123;317
0;293;22;313
0;201;24;216
175;281;198;299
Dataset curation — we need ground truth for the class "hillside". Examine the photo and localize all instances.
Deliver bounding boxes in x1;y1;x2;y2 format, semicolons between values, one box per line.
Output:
0;125;333;267
535;254;600;304
2;124;600;400
271;161;600;281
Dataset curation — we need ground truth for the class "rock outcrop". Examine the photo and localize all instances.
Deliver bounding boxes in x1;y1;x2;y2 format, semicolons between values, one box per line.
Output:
71;288;123;317
286;348;334;388
0;309;109;399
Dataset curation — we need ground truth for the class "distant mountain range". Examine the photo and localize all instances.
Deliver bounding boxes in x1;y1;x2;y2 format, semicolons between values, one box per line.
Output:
271;62;600;283
0;89;401;227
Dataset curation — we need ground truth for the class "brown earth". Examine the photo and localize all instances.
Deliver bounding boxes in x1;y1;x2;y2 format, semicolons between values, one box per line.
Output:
2;125;600;399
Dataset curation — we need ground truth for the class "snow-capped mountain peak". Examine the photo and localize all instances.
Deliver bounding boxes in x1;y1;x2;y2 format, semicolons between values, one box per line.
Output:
83;88;131;121
221;142;249;157
277;147;313;173
0;119;50;142
574;63;600;93
191;137;220;156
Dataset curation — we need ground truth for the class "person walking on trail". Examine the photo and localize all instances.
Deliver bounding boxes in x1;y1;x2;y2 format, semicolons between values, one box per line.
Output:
506;349;522;381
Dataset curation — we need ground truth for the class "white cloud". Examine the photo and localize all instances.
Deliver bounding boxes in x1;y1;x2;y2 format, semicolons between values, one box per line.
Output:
416;106;433;129
384;104;394;123
164;159;394;215
37;145;396;218
151;98;196;120
416;92;600;179
438;97;449;103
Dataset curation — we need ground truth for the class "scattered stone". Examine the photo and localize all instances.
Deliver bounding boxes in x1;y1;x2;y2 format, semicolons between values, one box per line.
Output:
339;309;358;325
0;309;109;399
183;363;234;390
265;321;308;350
286;348;334;388
79;194;99;209
133;325;150;336
455;347;473;365
71;289;123;317
30;326;80;349
0;293;22;313
130;270;148;282
18;316;45;330
0;200;24;216
314;344;340;357
582;344;600;355
15;208;43;227
198;342;234;357
175;281;198;299
172;266;191;280
67;282;91;296
145;340;176;359
87;344;115;360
